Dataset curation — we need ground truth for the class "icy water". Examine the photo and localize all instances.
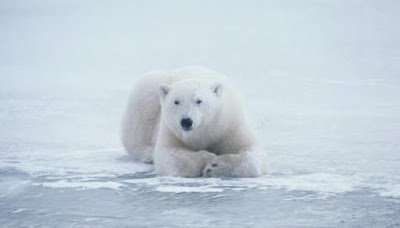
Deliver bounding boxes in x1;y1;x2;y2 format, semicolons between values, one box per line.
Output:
1;0;400;227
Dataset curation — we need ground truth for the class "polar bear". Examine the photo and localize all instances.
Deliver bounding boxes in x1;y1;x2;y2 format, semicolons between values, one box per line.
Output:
121;66;267;177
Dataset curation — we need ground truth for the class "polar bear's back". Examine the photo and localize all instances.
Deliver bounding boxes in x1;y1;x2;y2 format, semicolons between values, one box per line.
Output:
170;66;228;82
136;66;229;87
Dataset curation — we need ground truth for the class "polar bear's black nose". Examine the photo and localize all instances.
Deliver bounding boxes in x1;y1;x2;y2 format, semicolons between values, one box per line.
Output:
181;118;193;130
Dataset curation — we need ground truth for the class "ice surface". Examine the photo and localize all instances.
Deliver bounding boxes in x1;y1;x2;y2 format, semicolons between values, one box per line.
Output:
1;0;400;227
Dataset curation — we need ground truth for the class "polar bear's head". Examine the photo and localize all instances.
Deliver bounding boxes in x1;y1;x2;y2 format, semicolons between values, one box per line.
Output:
159;79;223;136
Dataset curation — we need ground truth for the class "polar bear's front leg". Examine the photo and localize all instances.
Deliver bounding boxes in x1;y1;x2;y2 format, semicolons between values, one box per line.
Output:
154;125;217;177
155;148;216;177
203;149;267;177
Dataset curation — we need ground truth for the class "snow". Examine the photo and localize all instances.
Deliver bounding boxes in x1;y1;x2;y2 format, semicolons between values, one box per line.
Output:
1;0;400;227
10;208;29;214
156;186;224;193
38;180;125;190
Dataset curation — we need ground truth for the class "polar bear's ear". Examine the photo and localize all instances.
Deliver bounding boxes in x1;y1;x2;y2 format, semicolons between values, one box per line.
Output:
159;84;170;99
212;83;223;96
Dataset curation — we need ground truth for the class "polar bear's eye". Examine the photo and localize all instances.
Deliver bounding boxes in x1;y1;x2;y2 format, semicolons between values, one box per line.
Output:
196;100;202;105
174;100;180;105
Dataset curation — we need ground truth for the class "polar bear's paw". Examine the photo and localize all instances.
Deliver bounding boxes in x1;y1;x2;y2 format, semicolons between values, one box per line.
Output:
202;155;236;177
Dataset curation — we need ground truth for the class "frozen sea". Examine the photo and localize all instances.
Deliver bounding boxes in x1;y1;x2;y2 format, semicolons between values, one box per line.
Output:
1;0;400;227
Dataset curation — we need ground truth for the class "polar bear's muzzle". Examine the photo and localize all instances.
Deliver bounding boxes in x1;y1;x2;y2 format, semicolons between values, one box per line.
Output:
181;118;193;131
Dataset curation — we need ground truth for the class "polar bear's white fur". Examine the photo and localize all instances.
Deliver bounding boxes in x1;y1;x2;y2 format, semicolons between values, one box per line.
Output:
121;66;267;177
